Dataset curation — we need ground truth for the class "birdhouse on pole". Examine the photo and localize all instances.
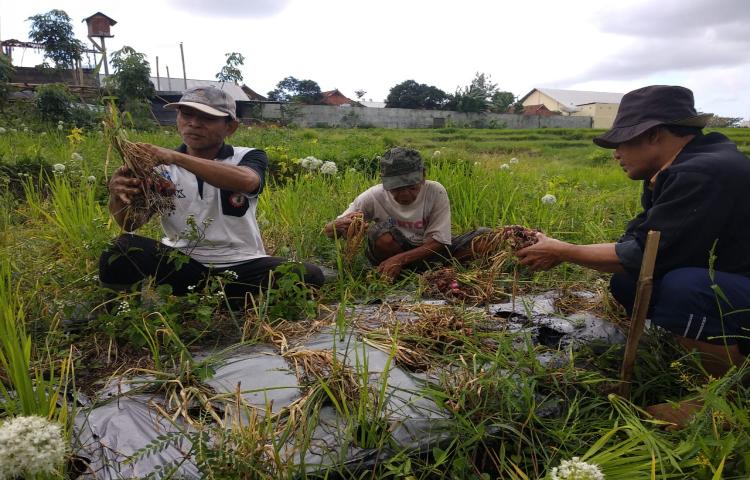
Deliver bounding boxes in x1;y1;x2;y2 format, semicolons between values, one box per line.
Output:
83;12;116;75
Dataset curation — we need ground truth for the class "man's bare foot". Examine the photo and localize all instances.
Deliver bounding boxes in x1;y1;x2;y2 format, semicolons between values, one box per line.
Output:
645;398;703;430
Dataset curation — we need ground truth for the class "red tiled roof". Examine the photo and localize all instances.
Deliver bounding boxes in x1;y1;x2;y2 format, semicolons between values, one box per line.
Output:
521;104;558;116
321;89;355;106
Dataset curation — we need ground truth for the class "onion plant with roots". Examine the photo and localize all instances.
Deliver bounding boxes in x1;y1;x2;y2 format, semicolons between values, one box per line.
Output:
103;103;176;226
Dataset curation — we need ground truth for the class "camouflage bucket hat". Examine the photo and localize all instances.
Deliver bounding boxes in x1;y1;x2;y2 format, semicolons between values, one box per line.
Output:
380;147;425;190
164;86;237;120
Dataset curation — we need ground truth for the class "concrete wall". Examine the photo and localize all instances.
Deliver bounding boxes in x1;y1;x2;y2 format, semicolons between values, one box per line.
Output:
11;66;99;87
257;104;592;129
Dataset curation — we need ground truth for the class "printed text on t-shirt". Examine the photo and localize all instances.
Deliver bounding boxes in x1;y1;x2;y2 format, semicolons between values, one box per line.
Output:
392;218;427;229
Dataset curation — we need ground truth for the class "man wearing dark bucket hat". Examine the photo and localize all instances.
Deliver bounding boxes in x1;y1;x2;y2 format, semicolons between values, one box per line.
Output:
516;85;750;425
100;86;324;304
323;147;490;281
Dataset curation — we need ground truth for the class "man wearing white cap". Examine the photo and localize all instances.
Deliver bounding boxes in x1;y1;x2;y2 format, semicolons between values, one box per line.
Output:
100;86;324;302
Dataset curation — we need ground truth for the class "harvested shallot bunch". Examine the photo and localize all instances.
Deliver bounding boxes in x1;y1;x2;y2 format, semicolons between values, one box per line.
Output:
104;104;176;223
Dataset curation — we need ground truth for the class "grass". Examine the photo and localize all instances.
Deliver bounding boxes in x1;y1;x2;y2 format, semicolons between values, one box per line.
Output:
0;123;749;478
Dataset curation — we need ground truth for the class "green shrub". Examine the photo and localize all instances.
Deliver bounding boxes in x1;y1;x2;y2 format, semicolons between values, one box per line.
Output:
0;54;13;109
265;262;317;322
34;83;73;122
121;99;156;131
69;104;102;129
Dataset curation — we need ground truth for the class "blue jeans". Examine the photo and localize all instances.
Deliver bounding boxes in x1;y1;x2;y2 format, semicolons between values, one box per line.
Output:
610;267;750;355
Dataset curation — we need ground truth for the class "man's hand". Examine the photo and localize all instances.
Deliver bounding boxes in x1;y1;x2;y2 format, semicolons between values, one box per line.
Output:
108;166;143;205
516;233;568;271
138;143;179;165
377;256;404;282
326;211;367;238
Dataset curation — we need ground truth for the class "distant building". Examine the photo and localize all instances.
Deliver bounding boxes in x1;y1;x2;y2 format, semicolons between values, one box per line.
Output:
518;104;558;117
146;76;250;101
241;84;268;101
519;88;624;128
320;89;359;106
108;76;251;124
361;100;386;108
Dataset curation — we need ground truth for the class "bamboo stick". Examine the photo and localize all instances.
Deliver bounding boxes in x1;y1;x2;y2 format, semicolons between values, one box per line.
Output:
618;230;661;397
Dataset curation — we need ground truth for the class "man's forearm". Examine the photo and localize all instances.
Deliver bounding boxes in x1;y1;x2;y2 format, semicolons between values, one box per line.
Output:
390;238;448;267
172;153;259;193
560;242;625;273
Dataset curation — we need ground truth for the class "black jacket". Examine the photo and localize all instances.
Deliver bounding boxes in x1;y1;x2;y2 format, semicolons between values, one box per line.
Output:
615;132;750;277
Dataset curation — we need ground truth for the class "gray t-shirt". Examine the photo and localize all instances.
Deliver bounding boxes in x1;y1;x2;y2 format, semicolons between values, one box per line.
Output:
340;180;452;245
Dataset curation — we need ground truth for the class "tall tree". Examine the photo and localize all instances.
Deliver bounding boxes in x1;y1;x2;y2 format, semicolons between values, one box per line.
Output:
267;76;323;104
447;72;502;113
27;10;85;69
490;91;516;113
215;52;245;85
385;80;448;109
107;46;155;102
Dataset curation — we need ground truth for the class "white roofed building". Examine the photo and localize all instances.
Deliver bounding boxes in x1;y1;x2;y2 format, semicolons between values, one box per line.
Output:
99;74;250;101
520;88;624;128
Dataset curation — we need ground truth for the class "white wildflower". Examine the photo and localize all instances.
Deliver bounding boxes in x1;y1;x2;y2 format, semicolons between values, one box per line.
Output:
0;127;5;134
320;161;338;175
57;120;64;125
41;131;48;136
0;415;66;479
500;163;510;170
300;156;323;171
474;161;480;166
23;127;29;133
348;167;357;173
222;270;239;281
116;300;130;316
10;128;17;133
187;285;196;291
52;163;66;173
87;175;97;184
541;194;557;205
550;457;604;480
433;150;442;157
510;157;519;164
57;124;64;131
71;152;83;161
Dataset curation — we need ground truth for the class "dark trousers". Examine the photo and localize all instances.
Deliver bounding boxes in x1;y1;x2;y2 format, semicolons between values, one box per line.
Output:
99;234;324;299
610;267;750;354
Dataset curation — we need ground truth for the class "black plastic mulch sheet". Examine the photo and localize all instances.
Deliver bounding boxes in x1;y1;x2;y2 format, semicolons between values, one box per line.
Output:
72;292;626;478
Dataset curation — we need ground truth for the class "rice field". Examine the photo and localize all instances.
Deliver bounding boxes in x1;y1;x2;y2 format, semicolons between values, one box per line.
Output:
0;124;749;478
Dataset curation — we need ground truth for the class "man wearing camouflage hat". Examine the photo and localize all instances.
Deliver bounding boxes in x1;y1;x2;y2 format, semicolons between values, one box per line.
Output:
324;147;488;280
101;86;324;302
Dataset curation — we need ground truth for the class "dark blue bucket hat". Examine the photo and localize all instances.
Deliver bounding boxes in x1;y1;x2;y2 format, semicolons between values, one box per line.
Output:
593;85;712;149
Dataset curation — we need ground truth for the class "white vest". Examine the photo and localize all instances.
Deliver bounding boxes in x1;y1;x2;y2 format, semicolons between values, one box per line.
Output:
159;146;266;266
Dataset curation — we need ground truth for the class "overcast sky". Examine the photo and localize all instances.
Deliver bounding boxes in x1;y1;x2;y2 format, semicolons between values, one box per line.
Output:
3;0;749;118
